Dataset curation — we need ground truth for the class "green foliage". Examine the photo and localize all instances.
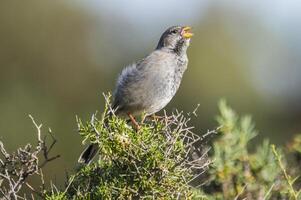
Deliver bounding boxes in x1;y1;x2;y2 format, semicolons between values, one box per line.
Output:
289;134;301;155
199;100;301;199
46;193;68;200
3;97;300;199
272;145;301;200
48;96;207;199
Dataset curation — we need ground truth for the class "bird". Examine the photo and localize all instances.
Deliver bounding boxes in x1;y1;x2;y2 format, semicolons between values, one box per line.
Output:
78;25;193;164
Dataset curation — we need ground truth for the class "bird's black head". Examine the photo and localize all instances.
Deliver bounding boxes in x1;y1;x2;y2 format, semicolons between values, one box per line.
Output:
156;26;193;55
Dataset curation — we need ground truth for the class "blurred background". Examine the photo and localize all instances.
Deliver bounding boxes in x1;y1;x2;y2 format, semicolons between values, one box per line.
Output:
1;0;301;187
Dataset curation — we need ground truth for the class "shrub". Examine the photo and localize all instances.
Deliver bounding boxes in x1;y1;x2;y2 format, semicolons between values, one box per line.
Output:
57;96;210;199
1;97;300;199
196;100;301;200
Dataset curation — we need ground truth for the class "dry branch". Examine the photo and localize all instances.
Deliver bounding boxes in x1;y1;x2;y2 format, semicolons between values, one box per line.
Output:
0;116;60;200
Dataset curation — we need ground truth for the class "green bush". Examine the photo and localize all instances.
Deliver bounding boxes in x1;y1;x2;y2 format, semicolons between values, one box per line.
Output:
48;97;209;199
195;100;301;200
1;97;301;199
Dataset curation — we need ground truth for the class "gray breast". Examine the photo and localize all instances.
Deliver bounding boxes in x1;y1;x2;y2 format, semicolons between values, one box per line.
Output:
171;55;188;95
113;50;188;116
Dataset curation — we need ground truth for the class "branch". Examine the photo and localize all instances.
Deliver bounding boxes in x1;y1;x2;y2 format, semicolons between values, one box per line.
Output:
0;115;60;200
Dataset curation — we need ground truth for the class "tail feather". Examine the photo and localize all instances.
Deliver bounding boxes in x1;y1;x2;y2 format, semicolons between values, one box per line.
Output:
78;144;99;164
78;106;118;164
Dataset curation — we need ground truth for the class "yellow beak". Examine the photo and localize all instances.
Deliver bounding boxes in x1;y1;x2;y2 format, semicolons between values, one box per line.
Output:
181;26;194;39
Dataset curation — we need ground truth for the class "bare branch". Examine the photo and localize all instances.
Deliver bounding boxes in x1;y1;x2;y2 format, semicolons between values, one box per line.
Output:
0;115;60;200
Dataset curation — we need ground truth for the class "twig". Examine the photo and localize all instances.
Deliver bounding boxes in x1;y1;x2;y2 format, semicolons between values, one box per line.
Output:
0;115;60;199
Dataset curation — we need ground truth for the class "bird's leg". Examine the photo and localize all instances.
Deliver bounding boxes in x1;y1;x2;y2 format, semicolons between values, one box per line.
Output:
127;113;140;130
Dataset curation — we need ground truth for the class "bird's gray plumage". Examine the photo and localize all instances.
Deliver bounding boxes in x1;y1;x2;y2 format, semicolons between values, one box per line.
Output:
113;26;190;117
79;26;192;164
113;49;188;116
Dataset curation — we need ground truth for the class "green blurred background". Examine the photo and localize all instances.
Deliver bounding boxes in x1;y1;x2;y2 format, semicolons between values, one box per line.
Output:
1;0;301;187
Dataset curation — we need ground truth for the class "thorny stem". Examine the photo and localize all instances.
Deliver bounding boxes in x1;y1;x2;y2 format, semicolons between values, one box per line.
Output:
0;115;60;200
271;145;299;200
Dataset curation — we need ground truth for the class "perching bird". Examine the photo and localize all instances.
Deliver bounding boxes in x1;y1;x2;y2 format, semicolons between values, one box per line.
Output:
78;26;193;164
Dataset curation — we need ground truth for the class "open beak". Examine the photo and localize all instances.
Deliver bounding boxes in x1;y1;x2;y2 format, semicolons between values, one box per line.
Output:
181;26;193;39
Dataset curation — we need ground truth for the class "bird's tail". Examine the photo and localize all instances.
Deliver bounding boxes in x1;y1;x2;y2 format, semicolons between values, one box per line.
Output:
78;106;118;164
78;143;99;164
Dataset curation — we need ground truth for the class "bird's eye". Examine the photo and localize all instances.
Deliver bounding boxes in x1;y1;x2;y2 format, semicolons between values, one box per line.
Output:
170;30;178;34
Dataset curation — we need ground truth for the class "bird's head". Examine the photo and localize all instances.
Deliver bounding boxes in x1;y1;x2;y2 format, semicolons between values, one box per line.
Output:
156;26;193;55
